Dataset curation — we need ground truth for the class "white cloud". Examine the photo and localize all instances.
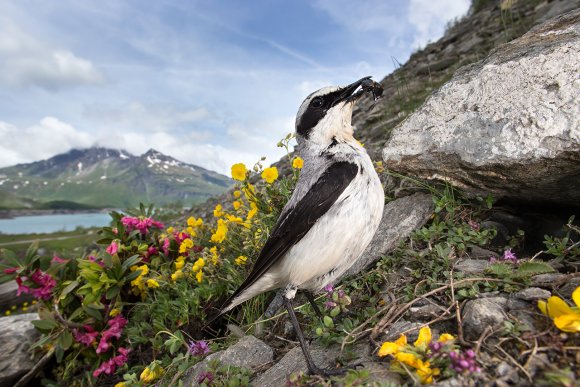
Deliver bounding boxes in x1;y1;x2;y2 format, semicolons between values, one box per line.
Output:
408;0;470;49
0;117;94;167
314;0;400;33
0;18;104;90
83;102;210;133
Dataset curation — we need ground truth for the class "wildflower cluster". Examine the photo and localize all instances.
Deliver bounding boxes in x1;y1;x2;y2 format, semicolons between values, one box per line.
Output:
378;326;479;384
0;141;302;384
322;283;352;317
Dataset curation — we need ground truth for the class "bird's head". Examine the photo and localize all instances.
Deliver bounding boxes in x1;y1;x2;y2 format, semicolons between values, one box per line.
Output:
295;76;382;146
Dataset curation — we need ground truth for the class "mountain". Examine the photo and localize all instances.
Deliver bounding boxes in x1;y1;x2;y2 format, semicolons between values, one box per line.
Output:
0;147;232;209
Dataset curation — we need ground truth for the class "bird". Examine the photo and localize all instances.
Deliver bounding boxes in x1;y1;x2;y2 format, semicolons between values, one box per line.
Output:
219;76;385;375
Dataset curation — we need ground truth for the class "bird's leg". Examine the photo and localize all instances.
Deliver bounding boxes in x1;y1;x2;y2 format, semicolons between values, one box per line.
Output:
304;291;324;323
283;296;345;376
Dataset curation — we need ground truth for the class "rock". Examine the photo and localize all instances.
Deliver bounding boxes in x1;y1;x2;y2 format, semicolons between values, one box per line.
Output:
462;297;508;340
455;259;490;275
409;304;447;320
181;336;273;386
346;192;433;276
531;273;567;287
0;313;40;387
252;346;339;387
558;277;580;299
468;246;499;260
514;287;551;301
382;10;580;208
381;320;424;343
0;281;33;310
252;344;400;387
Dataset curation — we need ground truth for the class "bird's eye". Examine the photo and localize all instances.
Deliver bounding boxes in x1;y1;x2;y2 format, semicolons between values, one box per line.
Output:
311;97;323;108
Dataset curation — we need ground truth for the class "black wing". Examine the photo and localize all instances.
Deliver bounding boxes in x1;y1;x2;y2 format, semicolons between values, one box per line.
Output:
221;161;358;311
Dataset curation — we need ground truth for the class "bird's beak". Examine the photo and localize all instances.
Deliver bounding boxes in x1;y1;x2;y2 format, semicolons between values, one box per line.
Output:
332;76;383;106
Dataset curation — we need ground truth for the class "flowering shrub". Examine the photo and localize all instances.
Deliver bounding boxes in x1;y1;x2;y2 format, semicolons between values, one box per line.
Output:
0;137;302;385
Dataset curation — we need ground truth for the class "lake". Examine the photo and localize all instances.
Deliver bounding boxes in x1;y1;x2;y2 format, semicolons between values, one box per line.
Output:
0;213;112;235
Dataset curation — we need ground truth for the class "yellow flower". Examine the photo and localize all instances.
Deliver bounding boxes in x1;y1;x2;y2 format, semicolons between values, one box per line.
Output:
187;216;203;228
231;163;248;181
414;326;432;347
213;204;224;218
166;226;175;234
140;366;164;382
23;302;28;307
114;382;126;387
378;334;407;357
243;184;255;200
5;310;11;316
109;308;121;317
210;219;228;243
225;214;244;224
235;255;248;266
538;286;580;332
292;156;304;169
171;270;184;281
186;227;197;236
415;360;440;384
233;200;241;210
147;279;160;288
233;190;241;198
196;270;203;283
210;246;219;265
261;167;278;184
137;264;149;276
192;258;205;272
247;202;258;220
395;352;420;368
438;333;455;343
179;238;194;253
175;256;186;270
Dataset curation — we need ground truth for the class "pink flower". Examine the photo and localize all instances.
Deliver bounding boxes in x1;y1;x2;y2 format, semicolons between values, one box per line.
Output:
74;325;99;346
106;241;119;255
161;238;170;255
143;246;158;262
3;267;17;274
121;216;164;235
502;249;518;263
188;340;210;356
92;347;130;377
51;255;68;264
15;277;30;296
96;315;128;354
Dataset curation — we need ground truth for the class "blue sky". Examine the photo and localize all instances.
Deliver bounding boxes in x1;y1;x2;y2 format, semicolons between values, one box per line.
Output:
0;0;470;175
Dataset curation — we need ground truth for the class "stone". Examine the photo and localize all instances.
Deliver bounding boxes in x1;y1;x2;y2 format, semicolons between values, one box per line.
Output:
181;336;273;386
454;259;490;275
252;344;400;387
381;320;424;343
409;304;447;320
0;313;40;387
531;273;567;287
346;192;433;276
382;10;580;208
468;246;499;260
462;297;508;340
514;287;551;301
0;281;33;310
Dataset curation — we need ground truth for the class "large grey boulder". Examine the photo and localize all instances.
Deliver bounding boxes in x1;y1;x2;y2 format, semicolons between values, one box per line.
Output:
0;313;40;387
382;10;580;207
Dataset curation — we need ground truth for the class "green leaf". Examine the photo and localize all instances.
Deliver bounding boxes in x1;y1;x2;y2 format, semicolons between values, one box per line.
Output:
59;281;79;300
486;263;512;278
83;305;103;321
121;255;142;273
106;285;120;300
0;248;21;268
125;270;142;281
323;316;334;328
24;241;39;266
31;319;58;331
58;330;73;350
515;261;555;277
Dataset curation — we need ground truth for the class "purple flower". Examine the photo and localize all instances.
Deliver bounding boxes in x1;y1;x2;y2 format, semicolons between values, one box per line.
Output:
468;220;480;231
96;315;128;354
502;249;518;263
73;325;99;346
189;340;210;357
92;347;130;378
449;349;481;373
323;284;334;293
197;371;214;384
324;301;337;310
